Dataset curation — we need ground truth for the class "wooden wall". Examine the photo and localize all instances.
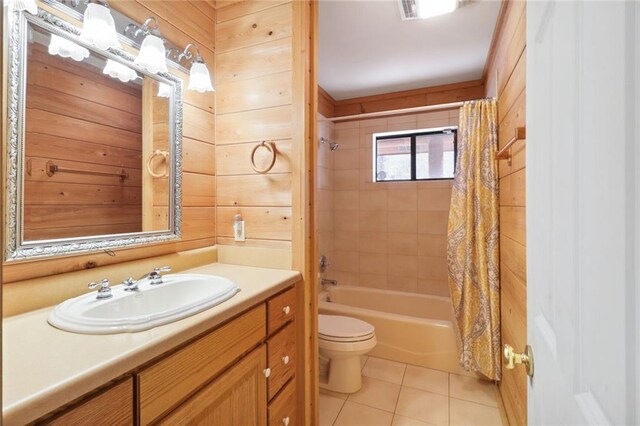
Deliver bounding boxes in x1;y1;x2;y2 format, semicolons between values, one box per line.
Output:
214;0;294;250
3;1;217;283
484;2;527;425
24;43;143;240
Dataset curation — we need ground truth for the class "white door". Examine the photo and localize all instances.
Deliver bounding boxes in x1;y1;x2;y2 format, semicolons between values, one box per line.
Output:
527;1;639;424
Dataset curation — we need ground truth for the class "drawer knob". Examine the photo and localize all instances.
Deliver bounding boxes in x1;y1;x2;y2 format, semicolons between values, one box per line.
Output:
263;368;271;378
282;417;290;426
282;355;290;365
282;305;291;315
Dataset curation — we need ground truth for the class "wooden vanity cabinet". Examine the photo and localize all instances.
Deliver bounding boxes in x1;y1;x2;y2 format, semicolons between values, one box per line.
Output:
45;377;134;426
141;286;298;426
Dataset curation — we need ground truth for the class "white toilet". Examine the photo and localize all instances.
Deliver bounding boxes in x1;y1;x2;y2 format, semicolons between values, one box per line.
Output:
318;314;377;393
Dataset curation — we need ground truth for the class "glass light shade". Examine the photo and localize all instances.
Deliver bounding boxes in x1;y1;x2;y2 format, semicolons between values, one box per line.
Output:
134;34;167;74
7;0;37;14
48;34;90;62
81;3;121;50
157;82;171;98
188;62;214;93
103;59;139;83
416;0;457;19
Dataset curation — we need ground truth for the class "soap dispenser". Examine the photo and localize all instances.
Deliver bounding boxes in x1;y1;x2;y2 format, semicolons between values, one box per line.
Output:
233;213;245;242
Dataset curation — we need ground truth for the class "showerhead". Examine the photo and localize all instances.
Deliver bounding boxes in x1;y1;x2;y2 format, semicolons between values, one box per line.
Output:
329;142;339;151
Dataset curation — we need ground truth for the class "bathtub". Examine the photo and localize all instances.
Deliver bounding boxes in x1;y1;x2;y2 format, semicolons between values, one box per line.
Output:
319;285;465;375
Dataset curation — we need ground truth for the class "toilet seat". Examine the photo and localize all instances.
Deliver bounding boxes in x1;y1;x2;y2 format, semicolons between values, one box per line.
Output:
319;314;375;342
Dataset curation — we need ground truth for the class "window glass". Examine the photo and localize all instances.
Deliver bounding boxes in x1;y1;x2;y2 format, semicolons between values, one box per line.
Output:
376;137;411;181
416;132;456;179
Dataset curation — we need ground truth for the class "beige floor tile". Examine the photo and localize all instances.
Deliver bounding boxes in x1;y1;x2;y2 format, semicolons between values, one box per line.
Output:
402;365;448;396
320;387;349;400
319;393;346;426
395;386;449;425
362;357;407;384
347;376;401;413
449;374;498;407
391;415;431;425
334;401;394;426
449;398;503;426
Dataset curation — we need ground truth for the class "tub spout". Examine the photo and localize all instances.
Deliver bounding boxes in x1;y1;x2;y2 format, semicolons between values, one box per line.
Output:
321;279;337;288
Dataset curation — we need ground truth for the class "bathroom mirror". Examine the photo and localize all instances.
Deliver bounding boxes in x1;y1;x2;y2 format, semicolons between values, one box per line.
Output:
4;8;183;261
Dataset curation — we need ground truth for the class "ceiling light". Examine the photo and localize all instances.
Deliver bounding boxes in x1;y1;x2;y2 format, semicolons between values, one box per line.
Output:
80;2;121;50
6;0;37;14
416;0;457;19
127;18;167;74
48;34;90;61
157;82;171;98
103;59;139;82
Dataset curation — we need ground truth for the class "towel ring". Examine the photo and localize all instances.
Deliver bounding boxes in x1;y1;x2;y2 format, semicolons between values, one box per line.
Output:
250;141;277;174
147;149;169;178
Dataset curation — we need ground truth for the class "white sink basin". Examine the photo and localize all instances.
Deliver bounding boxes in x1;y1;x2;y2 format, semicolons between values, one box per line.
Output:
48;274;241;334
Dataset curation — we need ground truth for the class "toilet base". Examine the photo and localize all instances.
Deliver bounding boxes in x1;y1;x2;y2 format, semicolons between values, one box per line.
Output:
318;335;376;394
319;355;363;394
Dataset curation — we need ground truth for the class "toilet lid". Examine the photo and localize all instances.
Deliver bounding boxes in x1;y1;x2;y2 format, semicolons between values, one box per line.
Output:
318;315;375;340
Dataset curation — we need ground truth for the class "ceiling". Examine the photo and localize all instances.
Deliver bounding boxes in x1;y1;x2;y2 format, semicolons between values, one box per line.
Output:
318;0;502;101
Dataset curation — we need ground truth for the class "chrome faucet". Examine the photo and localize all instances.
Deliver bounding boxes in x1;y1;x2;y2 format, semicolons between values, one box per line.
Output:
123;266;172;292
321;278;337;288
88;278;113;299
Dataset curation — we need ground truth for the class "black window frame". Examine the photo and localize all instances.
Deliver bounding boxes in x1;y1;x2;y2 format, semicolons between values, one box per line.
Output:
373;127;458;183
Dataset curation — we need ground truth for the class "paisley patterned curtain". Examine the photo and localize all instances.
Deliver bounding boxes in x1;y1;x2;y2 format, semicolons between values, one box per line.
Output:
447;99;501;380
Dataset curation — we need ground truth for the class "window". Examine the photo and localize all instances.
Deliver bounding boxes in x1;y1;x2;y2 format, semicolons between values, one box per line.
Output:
373;127;457;182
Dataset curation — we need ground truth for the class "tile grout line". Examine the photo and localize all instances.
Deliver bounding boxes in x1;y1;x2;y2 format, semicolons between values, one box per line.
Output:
393;362;409;418
330;395;348;426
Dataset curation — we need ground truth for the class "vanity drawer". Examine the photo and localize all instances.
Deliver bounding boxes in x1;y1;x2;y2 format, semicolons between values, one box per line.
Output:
268;378;297;426
138;305;266;425
267;321;296;400
267;287;296;334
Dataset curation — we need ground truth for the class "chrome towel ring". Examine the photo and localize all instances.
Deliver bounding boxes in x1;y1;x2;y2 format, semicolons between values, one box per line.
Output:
147;149;169;178
250;141;277;174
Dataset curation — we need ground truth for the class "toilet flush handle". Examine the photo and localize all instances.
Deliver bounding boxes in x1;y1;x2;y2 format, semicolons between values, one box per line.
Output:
282;305;291;315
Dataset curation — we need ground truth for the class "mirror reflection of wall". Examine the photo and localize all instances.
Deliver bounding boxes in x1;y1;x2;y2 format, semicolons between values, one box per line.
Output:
22;23;171;242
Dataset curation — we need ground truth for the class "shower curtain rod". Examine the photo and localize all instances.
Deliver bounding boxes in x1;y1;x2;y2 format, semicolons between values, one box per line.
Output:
326;101;465;122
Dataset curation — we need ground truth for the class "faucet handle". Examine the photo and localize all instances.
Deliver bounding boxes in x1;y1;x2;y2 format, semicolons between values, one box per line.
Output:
88;278;112;299
149;266;171;285
154;266;171;273
122;277;138;292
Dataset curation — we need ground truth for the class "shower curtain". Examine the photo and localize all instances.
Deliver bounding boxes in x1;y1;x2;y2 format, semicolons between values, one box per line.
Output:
447;99;501;380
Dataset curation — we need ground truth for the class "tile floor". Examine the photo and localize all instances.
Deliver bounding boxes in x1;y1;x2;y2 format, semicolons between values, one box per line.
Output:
319;356;504;426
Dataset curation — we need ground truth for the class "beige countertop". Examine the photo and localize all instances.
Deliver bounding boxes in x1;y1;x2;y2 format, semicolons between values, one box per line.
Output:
3;263;301;425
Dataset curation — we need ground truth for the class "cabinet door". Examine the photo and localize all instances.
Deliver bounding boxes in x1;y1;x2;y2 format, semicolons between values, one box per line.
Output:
158;345;267;426
47;377;133;426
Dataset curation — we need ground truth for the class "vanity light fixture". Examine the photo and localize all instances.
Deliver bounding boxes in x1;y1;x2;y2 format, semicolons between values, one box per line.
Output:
128;17;168;74
80;1;121;50
5;0;37;14
169;43;215;93
157;82;171;98
103;59;139;83
415;0;458;19
48;34;90;62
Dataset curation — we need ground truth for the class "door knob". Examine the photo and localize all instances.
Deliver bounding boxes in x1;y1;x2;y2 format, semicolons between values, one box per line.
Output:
282;355;290;365
503;344;534;377
282;305;291;315
263;368;271;378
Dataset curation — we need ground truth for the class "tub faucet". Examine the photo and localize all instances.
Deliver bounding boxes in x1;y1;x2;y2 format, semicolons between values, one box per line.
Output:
321;278;337;289
123;266;172;291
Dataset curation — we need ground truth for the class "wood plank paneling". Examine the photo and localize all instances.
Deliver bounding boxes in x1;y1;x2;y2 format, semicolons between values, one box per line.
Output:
25;182;142;206
183;138;216;175
332;80;484;117
217;207;292;240
216;2;292;53
216;105;292;144
216;140;292;175
24;206;142;229
183;173;216;207
182;207;216;240
217;175;292;207
184;103;215;144
216;0;288;22
485;3;528;425
215;38;292;83
216;71;292;114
